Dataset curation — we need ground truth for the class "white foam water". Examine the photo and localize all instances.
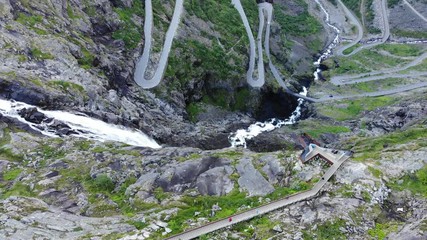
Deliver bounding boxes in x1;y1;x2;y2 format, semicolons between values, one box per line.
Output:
229;87;308;148
0;99;161;149
314;0;341;80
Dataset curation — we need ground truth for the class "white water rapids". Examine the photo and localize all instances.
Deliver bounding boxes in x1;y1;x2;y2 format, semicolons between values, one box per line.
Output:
229;87;307;148
313;0;340;80
0;99;161;149
228;0;342;148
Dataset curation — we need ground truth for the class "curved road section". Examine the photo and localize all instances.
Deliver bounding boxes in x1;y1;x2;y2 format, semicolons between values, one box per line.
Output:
336;0;390;56
403;0;427;23
335;0;364;56
166;153;351;240
232;0;265;87
331;51;427;85
134;0;184;89
233;1;314;100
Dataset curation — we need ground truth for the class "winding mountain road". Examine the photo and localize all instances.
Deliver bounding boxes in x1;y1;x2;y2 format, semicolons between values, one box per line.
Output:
336;0;390;56
166;152;351;240
233;1;316;101
331;51;427;85
316;82;427;102
232;0;427;103
334;0;364;56
232;0;265;87
134;0;184;89
403;0;427;22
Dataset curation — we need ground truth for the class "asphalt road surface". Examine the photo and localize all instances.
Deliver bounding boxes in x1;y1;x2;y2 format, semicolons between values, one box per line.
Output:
134;0;184;89
232;0;266;87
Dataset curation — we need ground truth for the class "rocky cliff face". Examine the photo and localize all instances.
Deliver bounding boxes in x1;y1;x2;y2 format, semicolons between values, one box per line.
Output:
0;0;326;148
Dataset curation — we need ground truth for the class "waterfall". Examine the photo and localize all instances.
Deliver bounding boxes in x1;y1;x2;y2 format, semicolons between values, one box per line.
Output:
229;87;308;148
0;99;161;149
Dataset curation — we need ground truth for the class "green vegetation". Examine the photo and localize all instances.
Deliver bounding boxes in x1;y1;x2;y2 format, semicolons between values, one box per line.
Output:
303;124;351;138
186;103;204;123
112;1;144;49
317;96;397;121
275;6;322;37
39;144;66;159
176;153;202;162
48;81;85;93
231;216;276;238
127;220;148;230
0;128;23;161
58;165;153;216
388;0;401;8
342;43;362;55
392;29;427;39
1;71;17;79
368;222;399;240
153;187;170;202
164;39;248;111
30;48;54;61
168;182;310;234
303;219;347;240
74;140;92;151
166;40;242;86
405;58;427;72
233;88;251;112
202;88;230;109
335;184;354;198
377;44;424;57
212;150;244;160
389;166;427;197
368;166;382;178
16;13;48;35
77;48;95;70
1;182;35;199
341;0;362;19
2;168;22;181
330;48;411;75
185;0;257;50
350;126;427;161
0;148;23;162
30;78;43;87
318;77;419;97
66;2;79;19
91;174;115;192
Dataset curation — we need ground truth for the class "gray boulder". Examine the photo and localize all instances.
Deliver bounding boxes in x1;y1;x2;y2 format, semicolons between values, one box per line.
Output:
236;158;274;196
156;157;230;193
196;166;234;196
261;155;285;184
125;172;159;199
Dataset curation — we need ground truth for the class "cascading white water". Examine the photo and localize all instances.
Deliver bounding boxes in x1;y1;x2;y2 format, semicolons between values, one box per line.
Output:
0;99;161;149
313;0;341;80
229;87;307;148
228;1;345;149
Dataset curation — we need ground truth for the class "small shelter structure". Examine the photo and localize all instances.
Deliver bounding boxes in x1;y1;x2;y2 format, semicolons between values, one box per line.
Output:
300;144;340;165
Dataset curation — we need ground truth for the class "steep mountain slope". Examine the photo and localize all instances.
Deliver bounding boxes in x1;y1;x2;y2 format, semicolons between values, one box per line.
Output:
0;0;426;239
0;0;327;149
